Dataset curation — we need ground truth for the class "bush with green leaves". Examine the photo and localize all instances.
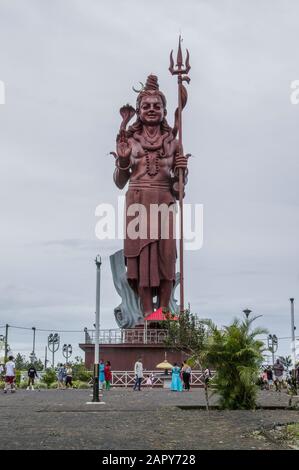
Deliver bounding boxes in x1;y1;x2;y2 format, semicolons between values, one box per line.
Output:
18;380;47;389
201;316;267;409
163;309;267;410
49;382;58;389
36;382;48;389
72;363;92;382
15;370;21;386
42;369;57;386
72;380;90;389
19;381;29;389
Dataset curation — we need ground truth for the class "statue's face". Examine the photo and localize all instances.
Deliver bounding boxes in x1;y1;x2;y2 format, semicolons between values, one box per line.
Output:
139;95;165;126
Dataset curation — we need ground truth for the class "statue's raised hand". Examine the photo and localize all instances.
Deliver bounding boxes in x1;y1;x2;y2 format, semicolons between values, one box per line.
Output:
117;130;132;160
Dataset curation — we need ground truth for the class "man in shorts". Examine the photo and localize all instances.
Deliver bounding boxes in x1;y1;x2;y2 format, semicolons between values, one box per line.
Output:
273;359;284;392
4;356;16;394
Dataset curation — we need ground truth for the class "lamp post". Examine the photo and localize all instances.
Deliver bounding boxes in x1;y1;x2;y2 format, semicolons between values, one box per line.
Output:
290;298;296;368
62;344;72;363
4;324;9;363
44;346;49;370
267;334;278;366
48;333;60;368
0;335;5;362
29;327;37;363
93;255;101;402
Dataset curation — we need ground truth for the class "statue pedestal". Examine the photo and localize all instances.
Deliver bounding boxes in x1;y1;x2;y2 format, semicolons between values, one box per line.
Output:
79;331;186;371
160;374;171;389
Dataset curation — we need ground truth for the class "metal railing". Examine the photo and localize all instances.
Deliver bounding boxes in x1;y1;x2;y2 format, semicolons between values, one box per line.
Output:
84;328;169;345
109;370;215;387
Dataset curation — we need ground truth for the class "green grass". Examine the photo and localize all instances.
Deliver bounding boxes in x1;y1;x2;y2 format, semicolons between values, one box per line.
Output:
287;423;299;439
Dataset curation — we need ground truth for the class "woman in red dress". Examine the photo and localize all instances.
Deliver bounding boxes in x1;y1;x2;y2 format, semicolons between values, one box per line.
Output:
104;361;112;390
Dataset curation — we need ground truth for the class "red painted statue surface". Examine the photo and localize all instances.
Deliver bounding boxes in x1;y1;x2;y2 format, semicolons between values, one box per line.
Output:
113;74;188;316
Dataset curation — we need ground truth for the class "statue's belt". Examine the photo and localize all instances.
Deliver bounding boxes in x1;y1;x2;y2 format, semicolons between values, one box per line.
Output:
128;181;171;191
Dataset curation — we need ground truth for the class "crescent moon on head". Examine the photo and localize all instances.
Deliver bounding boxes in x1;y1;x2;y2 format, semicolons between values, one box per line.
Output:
132;82;144;93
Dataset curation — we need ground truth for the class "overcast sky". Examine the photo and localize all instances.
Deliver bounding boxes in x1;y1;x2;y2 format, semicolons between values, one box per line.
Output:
0;0;298;363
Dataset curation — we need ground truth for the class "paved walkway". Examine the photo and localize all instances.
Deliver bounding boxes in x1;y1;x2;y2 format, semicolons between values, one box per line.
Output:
0;388;298;450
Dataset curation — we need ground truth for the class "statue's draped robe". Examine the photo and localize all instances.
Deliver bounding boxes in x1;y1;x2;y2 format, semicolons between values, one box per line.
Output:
114;138;178;296
125;183;177;293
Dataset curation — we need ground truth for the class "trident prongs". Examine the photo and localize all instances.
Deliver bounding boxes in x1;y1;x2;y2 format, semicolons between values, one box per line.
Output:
169;35;191;76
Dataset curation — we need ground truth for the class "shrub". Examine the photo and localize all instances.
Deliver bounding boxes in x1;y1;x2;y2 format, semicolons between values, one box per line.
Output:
19;381;29;389
15;370;21;386
49;382;58;389
18;380;48;389
72;364;92;382
72;380;90;389
202;316;267;409
36;382;48;389
42;369;57;386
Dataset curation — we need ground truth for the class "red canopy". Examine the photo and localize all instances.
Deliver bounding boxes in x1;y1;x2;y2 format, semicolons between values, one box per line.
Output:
145;307;179;322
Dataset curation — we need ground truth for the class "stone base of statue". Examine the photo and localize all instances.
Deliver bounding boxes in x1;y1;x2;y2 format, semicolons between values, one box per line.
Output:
79;340;187;372
110;249;180;328
79;250;182;373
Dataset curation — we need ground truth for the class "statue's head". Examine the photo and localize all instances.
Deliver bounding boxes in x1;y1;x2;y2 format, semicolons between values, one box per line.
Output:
127;75;172;138
136;75;167;126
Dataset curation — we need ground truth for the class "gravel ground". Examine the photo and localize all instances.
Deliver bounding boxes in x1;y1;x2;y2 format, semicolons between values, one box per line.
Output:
0;388;298;450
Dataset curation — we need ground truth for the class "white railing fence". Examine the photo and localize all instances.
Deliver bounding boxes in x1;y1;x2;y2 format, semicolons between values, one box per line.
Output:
110;370;215;387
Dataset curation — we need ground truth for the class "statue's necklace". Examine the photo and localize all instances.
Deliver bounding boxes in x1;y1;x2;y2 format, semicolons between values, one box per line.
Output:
145;149;160;176
134;132;167;177
143;127;160;145
144;145;166;177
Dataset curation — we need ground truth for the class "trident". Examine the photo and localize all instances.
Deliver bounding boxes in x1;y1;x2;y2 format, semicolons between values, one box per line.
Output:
169;36;191;314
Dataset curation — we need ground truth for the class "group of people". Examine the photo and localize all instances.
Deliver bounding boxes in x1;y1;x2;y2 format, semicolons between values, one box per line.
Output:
56;364;73;389
171;362;192;392
99;360;112;390
0;356;39;392
260;359;299;392
0;356;75;392
131;358;193;392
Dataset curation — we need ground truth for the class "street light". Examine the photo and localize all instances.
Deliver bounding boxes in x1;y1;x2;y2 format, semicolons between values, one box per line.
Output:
92;255;102;403
62;344;72;363
290;298;296;368
44;346;49;370
48;333;60;368
0;335;5;362
29;327;37;364
4;324;9;363
85;256;105;405
243;308;263;322
267;334;278;365
243;309;252;319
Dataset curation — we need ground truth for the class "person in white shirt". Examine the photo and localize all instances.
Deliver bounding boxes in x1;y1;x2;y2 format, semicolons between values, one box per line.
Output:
133;358;143;391
4;356;16;393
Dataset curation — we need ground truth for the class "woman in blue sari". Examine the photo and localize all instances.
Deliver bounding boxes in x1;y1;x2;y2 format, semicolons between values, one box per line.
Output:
99;359;105;390
171;363;183;391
